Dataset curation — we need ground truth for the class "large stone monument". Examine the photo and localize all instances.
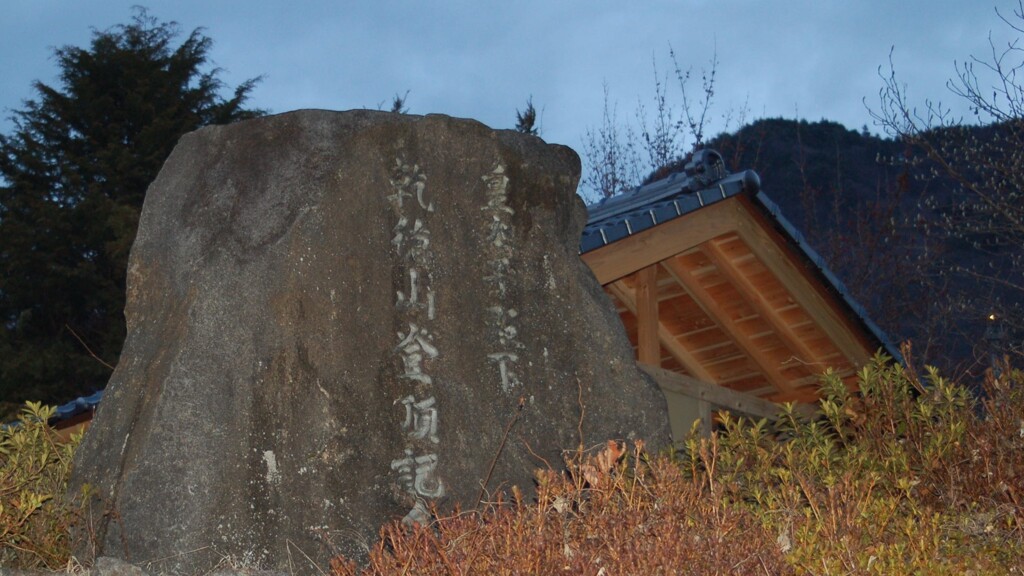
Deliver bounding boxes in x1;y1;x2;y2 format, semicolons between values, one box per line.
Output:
69;110;670;573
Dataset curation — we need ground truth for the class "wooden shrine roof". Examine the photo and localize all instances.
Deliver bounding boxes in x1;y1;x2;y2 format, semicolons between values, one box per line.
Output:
580;150;899;404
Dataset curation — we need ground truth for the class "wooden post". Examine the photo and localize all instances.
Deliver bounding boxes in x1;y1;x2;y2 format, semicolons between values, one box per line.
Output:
635;265;660;367
698;399;713;437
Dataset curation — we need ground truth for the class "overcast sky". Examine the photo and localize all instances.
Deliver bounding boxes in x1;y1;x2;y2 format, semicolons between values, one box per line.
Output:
2;0;1019;180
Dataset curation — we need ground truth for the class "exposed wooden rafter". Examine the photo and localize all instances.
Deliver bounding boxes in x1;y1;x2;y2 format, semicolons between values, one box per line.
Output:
661;255;796;395
584;192;880;407
701;238;826;371
728;196;873;367
606;280;716;383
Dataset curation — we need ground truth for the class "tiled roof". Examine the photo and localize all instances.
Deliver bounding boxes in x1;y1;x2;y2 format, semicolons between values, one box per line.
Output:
2;389;102;429
52;389;103;423
582;150;760;253
580;148;903;364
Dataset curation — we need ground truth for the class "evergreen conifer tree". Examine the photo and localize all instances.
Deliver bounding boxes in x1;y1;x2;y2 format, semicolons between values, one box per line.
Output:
0;9;263;408
515;97;539;135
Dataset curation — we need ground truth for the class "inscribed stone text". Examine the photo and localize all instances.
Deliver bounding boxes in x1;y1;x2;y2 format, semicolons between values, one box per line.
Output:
399;395;440;443
390;449;445;498
481;164;524;393
387;158;445;524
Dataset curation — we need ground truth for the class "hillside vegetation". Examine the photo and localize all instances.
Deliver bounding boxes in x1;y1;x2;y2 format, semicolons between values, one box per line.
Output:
707;118;1018;379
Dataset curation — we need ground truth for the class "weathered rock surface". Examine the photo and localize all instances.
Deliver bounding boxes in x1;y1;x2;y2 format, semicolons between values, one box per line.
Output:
89;557;149;576
0;556;287;576
68;109;670;574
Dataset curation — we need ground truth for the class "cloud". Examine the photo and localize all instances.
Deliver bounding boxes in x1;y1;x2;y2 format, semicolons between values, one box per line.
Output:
1;0;1013;156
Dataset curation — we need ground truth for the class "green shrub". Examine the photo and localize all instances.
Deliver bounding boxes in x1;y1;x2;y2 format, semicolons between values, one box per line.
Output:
0;401;85;570
695;353;1024;575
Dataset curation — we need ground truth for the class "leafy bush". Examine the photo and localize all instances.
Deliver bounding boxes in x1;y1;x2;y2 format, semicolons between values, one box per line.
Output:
0;401;86;570
335;354;1024;575
707;354;1024;574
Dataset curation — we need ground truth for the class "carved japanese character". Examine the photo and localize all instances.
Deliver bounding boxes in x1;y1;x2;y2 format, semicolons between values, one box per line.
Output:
487;351;521;392
390;449;445;499
398;395;440;444
394;323;439;384
391;448;416;488
412;453;445;498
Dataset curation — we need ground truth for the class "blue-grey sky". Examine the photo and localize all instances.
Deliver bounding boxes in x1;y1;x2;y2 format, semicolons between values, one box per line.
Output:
2;1;1018;173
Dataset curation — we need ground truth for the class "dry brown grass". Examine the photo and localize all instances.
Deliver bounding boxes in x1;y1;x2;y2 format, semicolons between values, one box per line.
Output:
333;353;1024;575
332;439;786;576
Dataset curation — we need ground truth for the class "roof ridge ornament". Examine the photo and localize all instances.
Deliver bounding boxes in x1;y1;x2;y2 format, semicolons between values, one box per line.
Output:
683;149;727;187
584;148;760;234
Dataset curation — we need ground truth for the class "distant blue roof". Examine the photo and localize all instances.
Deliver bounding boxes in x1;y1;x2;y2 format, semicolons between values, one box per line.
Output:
580;148;903;364
2;389;102;429
52;389;104;423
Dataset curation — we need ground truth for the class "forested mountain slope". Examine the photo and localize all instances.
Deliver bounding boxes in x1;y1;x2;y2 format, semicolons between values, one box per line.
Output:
694;118;1017;377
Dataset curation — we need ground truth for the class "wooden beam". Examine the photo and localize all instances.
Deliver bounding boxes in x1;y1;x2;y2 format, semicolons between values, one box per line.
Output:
702;239;827;372
639;363;785;421
607;280;716;383
635;265;660;366
729;196;873;367
661;256;796;394
747;385;780;397
581;199;738;285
